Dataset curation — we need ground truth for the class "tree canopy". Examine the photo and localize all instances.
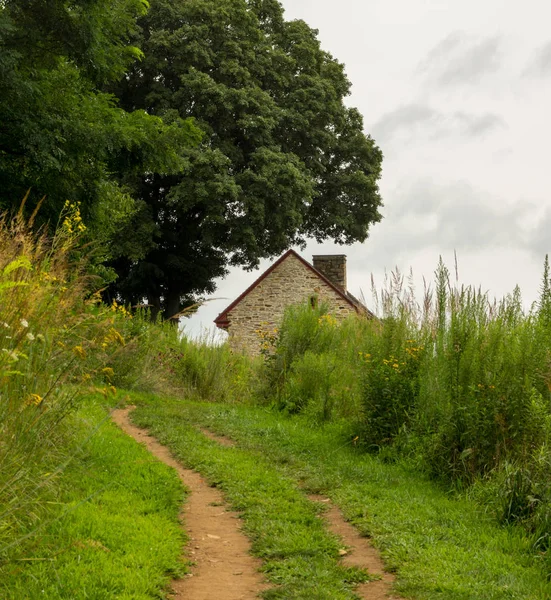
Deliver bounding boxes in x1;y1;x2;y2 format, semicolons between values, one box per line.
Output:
108;0;383;318
0;0;383;320
0;0;201;248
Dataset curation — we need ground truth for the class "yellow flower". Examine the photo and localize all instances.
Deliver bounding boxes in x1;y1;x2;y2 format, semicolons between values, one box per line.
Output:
99;385;117;398
103;328;125;347
25;393;43;407
73;345;86;359
102;367;115;381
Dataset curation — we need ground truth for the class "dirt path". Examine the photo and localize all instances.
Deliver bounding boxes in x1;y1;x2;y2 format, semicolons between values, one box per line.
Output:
112;407;268;600
199;428;400;600
309;495;399;600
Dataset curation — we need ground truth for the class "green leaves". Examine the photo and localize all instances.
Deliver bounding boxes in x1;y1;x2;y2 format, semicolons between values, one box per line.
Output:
109;0;383;315
3;256;32;278
0;0;202;276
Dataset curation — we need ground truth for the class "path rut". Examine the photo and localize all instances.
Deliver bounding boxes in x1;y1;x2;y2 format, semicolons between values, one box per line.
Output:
200;428;401;600
112;407;268;600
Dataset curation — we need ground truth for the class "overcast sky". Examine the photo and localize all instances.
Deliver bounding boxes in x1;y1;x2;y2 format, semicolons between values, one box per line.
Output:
185;0;551;339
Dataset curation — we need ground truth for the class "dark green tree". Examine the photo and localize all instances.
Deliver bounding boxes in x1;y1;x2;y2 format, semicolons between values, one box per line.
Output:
0;0;201;250
109;0;383;318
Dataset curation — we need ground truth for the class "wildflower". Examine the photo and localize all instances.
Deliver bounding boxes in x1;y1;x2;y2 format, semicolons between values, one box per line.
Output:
20;319;29;328
36;333;45;343
73;345;86;359
62;201;87;236
25;393;43;406
2;322;9;329
26;332;35;341
104;328;125;346
2;349;20;362
102;367;115;381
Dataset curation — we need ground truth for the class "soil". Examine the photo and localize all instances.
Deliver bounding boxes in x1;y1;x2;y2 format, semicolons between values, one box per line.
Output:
309;495;399;600
198;427;401;599
111;407;268;600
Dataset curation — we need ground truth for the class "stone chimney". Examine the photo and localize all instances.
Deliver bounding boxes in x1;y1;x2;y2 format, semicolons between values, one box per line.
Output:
312;255;347;293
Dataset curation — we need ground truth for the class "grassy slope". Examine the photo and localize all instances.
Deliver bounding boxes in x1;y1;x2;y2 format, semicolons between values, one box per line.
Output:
131;399;371;600
0;394;186;600
132;397;551;600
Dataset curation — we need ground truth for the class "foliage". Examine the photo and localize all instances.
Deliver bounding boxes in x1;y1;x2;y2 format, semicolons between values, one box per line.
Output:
237;256;551;558
263;303;363;421
360;330;424;448
0;200;263;577
108;0;383;317
0;209;144;563
0;0;201;264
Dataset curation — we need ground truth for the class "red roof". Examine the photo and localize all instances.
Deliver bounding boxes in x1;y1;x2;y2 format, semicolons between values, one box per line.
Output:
214;249;364;330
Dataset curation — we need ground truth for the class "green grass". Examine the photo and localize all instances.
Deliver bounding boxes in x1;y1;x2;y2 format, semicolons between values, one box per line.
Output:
132;397;551;600
130;397;372;600
0;393;186;600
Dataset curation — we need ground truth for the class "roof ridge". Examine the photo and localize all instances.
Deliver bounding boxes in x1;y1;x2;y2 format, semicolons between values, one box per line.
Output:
214;250;363;328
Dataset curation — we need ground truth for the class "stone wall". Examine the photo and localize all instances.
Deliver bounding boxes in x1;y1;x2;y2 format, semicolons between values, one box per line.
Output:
227;253;357;356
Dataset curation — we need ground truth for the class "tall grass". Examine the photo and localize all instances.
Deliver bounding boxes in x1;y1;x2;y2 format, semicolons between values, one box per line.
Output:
0;207;100;560
255;257;551;554
0;198;264;577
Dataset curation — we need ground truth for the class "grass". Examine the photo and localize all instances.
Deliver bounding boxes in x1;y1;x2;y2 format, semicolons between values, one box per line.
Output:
131;396;551;600
130;396;372;600
0;393;186;600
256;265;551;550
5;202;551;597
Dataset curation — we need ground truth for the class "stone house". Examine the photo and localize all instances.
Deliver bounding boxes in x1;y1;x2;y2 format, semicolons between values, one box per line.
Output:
214;250;369;355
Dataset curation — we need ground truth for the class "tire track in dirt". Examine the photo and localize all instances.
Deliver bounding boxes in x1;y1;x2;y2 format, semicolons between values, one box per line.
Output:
112;407;268;600
309;495;399;600
200;427;401;600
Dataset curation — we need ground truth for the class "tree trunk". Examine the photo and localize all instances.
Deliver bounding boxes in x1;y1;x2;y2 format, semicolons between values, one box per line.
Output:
147;294;162;322
164;290;181;325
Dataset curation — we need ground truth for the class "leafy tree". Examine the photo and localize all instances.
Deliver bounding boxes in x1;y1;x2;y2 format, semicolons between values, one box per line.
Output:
0;0;201;253
109;0;383;318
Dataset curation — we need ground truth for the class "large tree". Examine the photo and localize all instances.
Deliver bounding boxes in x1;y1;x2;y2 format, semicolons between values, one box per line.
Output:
0;0;201;245
109;0;383;318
